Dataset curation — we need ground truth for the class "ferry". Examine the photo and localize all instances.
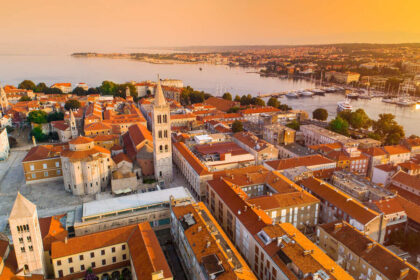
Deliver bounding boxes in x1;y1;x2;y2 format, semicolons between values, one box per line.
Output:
337;99;352;112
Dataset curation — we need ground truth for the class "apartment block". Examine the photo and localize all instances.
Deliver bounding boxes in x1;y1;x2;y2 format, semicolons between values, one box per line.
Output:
233;131;279;164
263;123;296;146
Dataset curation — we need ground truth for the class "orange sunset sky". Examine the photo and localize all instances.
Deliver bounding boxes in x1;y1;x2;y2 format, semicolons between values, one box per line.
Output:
1;0;420;54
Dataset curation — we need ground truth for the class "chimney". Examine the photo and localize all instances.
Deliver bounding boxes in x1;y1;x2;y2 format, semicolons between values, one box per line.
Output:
244;206;247;212
333;223;343;232
303;249;313;256
399;268;409;279
366;242;375;251
277;237;283;247
198;226;202;232
64;237;68;244
206;241;211;248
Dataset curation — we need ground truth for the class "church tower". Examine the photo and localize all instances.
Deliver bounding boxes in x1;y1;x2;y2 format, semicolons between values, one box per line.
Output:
0;83;9;112
152;76;173;185
69;110;78;139
8;193;46;277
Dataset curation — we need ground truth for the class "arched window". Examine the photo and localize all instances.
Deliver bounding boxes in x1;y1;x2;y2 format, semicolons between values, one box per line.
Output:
159;145;163;152
163;114;167;123
157;115;162;123
158;130;162;139
165;145;168;152
164;130;168;138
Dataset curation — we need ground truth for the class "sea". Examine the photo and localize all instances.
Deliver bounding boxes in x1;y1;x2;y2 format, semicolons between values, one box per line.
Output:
0;54;419;135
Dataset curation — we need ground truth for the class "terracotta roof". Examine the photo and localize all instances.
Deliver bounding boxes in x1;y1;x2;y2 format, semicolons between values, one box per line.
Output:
51;120;69;131
389;184;420;206
361;147;387;157
383;145;410;155
299;177;379;224
371;198;405;215
112;153;132;164
173;142;210;175
22;144;67;162
110;144;123;150
0;247;44;280
127;223;173;280
265;155;335;170
320;222;420;280
248;191;319;210
69;136;94;145
392;171;420;191
52;83;71;87
204;97;239;112
395;195;420;224
233;131;272;151
127;124;152;146
172;203;257;280
39;215;68;251
84;121;112;131
374;164;398;173
61;145;111;160
195;142;249;156
93;134;119;142
240;106;280;115
398;161;420;171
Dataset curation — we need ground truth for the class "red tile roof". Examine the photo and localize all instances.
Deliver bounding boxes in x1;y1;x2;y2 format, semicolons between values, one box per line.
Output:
173;142;210;175
383;145;410;155
265;154;335;170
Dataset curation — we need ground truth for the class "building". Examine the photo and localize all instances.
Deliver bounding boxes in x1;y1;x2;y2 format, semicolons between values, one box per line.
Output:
51;223;173;280
331;171;394;202
361;147;389;178
317;222;420;280
22;144;67;184
264;154;336;175
170;202;257;280
233;131;278;164
207;166;320;232
172;142;213;200
263;123;296;145
0;128;10;160
299;177;385;243
51;83;72;93
277;143;314;159
160;78;183;88
371;164;398;186
401;137;420;155
8;193;46;277
390;170;420;198
301;124;359;149
61;136;113;196
324;71;360;84
84;122;112;137
203;96;239;112
152;78;173;185
0;83;10;112
383;145;411;165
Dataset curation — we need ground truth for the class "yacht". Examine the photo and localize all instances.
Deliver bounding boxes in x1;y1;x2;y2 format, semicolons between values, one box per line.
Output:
286;91;299;98
300;91;314;97
346;92;359;99
337;99;352;112
312;88;325;95
382;98;394;104
396;97;416;106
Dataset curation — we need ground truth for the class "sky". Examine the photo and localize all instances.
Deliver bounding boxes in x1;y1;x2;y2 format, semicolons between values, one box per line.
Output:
1;0;420;54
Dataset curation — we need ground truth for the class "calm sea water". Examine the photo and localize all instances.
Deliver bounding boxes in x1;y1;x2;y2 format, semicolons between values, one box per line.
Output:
0;54;419;135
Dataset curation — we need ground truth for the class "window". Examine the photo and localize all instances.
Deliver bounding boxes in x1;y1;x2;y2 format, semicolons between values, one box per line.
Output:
30;165;34;171
122;254;127;260
90;252;95;258
58;270;63;278
80;264;85;271
44;172;48;177
68;257;73;263
164;130;168;138
122;244;126;250
57;260;62;266
21;247;25;253
43;163;47;169
112;257;116;263
157;115;162;123
102;259;106;265
19;237;23;243
31;173;36;179
24;264;29;272
79;255;84;261
165;145;168;152
91;262;95;268
57;170;61;175
55;161;60;167
159;145;163;153
28;246;33;251
101;249;105;255
111;247;115;253
158;130;162;138
69;267;74;274
163;114;167;123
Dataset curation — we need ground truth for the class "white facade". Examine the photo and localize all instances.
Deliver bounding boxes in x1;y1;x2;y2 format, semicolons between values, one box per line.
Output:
152;79;173;185
0;128;10;160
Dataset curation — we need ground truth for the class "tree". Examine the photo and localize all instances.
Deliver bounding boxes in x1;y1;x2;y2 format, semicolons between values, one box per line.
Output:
8;136;17;148
114;83;137;98
372;113;405;145
267;97;280;108
286;120;300;130
31;126;48;142
278;104;292;111
99;80;117;95
87;87;100;95
227;106;240;113
232;120;244;133
222;92;232;101
64;100;81;111
240;94;253;105
234;95;241;102
349;108;372;129
44;87;63;95
19;96;32;102
18;80;36;90
35;82;48;93
27;110;48;124
73;87;87;96
312;108;328;121
329;117;349;135
251;97;265;106
47;111;64;122
6;125;14;133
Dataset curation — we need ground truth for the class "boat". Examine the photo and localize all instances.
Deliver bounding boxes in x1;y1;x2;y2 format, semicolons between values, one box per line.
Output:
300;91;314;97
346;92;359;99
396;97;416;106
312;88;325;95
382;98;395;104
286;91;299;98
324;87;337;93
337;99;352;112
